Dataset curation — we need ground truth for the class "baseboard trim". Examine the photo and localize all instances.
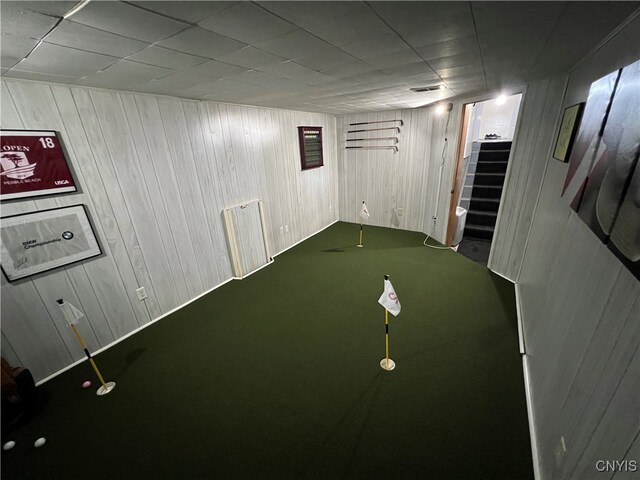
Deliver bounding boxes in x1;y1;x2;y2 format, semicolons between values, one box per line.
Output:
36;220;340;386
523;354;542;480
273;219;339;258
515;283;525;354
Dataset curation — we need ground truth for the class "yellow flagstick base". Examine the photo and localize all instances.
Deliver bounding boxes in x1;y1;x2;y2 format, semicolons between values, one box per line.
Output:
380;308;395;370
70;324;116;396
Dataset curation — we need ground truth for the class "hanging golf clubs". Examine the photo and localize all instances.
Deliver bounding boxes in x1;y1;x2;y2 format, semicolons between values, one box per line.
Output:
345;119;402;153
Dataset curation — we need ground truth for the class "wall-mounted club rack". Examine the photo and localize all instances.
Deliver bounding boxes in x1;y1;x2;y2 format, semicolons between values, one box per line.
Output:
345;119;402;153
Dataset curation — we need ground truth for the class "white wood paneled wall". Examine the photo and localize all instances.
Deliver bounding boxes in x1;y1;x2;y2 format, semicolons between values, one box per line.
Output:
497;15;640;479
488;74;568;281
0;79;338;382
336;104;461;243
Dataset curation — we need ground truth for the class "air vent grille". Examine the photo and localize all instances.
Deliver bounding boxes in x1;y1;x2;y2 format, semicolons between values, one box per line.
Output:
410;85;445;93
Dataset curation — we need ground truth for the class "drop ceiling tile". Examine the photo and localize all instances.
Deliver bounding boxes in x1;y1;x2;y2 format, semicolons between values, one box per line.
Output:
257;61;335;85
1;34;39;68
45;20;150;58
437;64;485;79
76;60;174;89
401;16;476;49
254;29;332;59
370;2;470;34
184;60;249;78
2;69;80;84
415;35;480;60
257;2;367;28
427;52;482;71
14;42;117;77
131;72;216;94
302;9;394;46
216;46;287;69
130;1;237;23
14;1;78;17
381;62;438;77
471;2;565;32
158;27;247;59
70;1;189;43
293;47;357;71
320;60;377;79
0;2;59;38
341;33;408;60
363;49;423;69
198;3;297;44
126;46;207;70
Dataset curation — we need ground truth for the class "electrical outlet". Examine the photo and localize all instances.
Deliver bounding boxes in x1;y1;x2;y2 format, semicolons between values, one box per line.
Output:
136;287;147;301
397;207;404;216
555;436;567;467
279;226;284;235
284;224;289;233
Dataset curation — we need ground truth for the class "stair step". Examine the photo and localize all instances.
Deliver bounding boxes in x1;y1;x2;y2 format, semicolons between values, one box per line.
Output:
464;224;495;240
467;210;498;227
472;185;503;199
469;197;500;212
477;151;510;162
474;172;506;186
476;161;509;174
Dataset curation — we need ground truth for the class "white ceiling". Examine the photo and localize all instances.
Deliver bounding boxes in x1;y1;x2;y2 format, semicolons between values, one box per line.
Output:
1;1;637;114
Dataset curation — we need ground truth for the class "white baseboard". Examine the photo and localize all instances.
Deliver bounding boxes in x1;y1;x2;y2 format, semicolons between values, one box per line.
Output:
515;283;525;354
523;354;542;480
273;219;339;258
36;219;340;386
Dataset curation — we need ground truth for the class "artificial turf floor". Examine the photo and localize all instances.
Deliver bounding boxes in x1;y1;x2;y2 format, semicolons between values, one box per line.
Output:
1;222;533;479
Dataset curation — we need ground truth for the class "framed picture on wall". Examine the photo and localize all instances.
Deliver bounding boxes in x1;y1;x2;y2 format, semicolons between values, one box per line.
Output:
298;126;324;170
1;205;101;282
553;103;584;162
0;130;77;201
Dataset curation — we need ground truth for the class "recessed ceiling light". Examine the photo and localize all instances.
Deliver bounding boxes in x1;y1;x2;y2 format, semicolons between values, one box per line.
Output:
496;94;507;106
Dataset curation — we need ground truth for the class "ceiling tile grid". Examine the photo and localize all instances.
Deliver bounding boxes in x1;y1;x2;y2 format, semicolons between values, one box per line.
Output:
1;1;636;114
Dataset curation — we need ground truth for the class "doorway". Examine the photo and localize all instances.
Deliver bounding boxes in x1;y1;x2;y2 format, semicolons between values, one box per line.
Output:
446;94;522;266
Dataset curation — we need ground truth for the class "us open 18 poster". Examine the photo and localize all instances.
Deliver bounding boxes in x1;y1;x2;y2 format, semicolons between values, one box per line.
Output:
0;130;77;201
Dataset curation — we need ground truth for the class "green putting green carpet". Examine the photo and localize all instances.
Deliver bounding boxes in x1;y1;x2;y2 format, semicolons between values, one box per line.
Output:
1;222;533;479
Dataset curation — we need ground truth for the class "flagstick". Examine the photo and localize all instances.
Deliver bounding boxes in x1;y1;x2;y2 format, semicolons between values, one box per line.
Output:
69;324;109;391
385;308;389;369
358;222;363;247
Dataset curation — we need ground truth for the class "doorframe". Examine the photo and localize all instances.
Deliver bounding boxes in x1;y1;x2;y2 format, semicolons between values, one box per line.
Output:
444;91;524;247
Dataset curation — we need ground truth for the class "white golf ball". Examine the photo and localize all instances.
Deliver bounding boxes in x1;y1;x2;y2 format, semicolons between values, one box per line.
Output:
34;437;46;448
3;441;15;451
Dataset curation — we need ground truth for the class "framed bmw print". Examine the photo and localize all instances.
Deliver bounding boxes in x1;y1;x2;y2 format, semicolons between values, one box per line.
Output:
1;130;77;201
1;205;101;282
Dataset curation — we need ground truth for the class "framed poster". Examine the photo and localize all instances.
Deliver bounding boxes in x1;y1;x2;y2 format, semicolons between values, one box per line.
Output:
1;205;101;282
553;103;584;162
1;130;77;201
298;126;323;170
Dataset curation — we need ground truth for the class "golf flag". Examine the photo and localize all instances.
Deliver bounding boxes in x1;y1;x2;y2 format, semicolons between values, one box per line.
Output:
58;299;84;326
359;202;370;220
378;278;401;316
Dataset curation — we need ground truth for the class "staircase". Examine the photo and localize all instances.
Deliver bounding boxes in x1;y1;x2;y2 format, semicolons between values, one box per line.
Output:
463;141;511;241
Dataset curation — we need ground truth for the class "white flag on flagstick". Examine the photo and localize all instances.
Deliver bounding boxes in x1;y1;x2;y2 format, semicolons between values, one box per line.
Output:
378;278;401;316
58;299;84;326
359;202;370;220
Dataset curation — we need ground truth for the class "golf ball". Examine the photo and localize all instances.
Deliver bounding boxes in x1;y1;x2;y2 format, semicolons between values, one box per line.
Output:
82;380;91;389
34;438;46;448
3;441;15;451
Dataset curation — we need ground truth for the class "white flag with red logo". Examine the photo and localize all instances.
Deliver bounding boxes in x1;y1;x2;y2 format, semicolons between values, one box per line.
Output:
359;202;370;220
378;278;401;316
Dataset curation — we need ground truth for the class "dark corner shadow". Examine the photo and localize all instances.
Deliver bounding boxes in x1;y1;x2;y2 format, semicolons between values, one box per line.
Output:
489;271;519;331
301;372;385;476
113;347;146;380
321;245;358;253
